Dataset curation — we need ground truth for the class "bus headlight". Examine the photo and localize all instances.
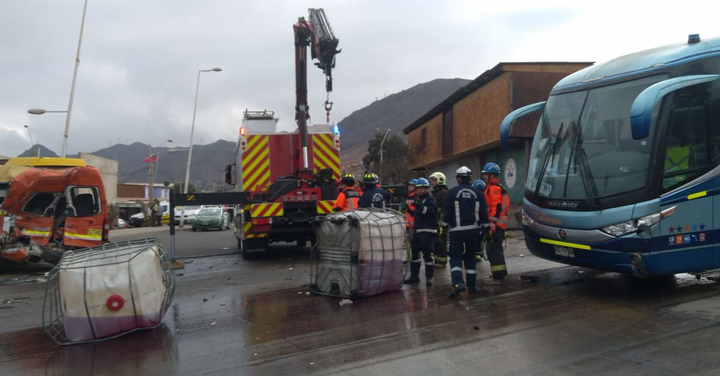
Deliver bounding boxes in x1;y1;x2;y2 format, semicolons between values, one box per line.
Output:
521;209;534;225
600;212;661;237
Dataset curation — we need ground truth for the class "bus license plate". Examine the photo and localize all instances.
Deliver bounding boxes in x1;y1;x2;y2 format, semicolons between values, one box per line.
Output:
554;246;574;258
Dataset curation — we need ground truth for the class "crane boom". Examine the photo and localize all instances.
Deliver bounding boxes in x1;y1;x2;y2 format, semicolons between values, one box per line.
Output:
294;8;340;170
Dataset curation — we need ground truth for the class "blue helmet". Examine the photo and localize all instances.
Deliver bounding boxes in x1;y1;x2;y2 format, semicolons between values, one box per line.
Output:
415;177;430;188
409;178;418;186
482;162;500;174
473;179;486;191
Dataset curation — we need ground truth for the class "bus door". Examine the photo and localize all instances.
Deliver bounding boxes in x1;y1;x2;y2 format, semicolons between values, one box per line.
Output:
64;186;104;247
659;99;715;271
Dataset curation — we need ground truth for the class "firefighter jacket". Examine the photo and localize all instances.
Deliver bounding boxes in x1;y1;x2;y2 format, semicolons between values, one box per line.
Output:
404;190;416;228
485;178;509;231
413;192;437;233
333;187;360;212
358;185;390;209
442;183;489;232
432;185;448;228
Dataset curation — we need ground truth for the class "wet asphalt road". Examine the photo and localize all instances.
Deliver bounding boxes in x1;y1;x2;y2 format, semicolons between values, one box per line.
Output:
2;227;720;375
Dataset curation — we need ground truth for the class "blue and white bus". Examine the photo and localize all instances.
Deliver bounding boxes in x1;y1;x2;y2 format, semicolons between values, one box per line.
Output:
500;34;720;277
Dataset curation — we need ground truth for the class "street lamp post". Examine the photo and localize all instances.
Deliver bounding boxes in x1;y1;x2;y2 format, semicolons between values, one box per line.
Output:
153;139;172;188
145;139;173;227
27;0;89;158
377;128;391;179
61;0;89;158
180;67;221;226
23;125;38;157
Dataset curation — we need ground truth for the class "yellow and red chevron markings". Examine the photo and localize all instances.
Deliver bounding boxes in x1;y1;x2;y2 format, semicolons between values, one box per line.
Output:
251;203;284;218
312;134;340;179
317;200;335;214
243;222;268;238
241;135;271;191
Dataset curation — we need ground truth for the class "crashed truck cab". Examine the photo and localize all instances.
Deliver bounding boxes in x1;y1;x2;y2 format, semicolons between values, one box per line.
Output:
0;166;109;264
229;110;340;258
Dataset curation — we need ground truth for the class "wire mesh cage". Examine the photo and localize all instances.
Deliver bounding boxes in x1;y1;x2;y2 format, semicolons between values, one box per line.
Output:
42;238;175;345
311;208;410;298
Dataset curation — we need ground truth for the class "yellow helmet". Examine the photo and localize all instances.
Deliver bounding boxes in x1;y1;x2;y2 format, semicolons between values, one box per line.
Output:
429;172;446;185
341;173;355;185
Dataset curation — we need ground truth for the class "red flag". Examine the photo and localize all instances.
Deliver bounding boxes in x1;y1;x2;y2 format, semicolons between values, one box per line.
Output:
142;153;158;163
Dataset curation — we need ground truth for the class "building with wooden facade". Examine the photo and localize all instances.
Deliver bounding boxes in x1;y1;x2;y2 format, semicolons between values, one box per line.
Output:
403;62;592;228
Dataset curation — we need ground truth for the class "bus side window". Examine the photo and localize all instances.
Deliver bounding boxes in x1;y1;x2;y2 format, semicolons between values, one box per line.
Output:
662;92;713;190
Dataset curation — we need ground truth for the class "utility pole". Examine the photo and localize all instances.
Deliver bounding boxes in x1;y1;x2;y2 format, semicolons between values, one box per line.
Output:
147;144;154;227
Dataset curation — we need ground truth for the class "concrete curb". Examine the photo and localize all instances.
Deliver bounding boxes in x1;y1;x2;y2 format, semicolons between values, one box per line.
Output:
109;225;191;238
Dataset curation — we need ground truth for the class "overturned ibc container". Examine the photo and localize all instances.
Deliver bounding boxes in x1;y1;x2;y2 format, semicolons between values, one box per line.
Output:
311;209;409;298
42;238;175;345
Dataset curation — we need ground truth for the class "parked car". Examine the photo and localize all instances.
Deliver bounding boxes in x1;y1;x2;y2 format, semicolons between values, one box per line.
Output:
129;200;171;227
174;206;201;225
191;207;230;231
115;218;127;229
128;211;146;227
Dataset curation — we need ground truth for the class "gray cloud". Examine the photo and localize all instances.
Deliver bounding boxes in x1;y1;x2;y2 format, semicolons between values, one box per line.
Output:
1;1;716;157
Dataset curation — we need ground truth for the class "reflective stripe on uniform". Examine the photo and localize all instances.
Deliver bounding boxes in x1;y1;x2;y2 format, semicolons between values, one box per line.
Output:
491;264;507;272
411;259;422;263
451;267;463;272
454;201;461;228
416;228;437;234
449;224;479;232
466;269;476;275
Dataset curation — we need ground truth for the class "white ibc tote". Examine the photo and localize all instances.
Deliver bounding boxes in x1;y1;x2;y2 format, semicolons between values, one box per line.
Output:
312;209;409;298
43;238;175;345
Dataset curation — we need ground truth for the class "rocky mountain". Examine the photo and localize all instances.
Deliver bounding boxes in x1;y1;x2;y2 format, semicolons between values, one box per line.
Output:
15;78;471;189
17;141;236;192
338;78;470;163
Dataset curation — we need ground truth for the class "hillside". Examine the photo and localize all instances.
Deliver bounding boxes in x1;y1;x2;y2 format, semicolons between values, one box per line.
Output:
15;78;471;189
338;78;470;164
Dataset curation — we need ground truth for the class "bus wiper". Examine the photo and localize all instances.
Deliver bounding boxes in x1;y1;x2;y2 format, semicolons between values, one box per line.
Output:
570;121;598;209
534;122;564;197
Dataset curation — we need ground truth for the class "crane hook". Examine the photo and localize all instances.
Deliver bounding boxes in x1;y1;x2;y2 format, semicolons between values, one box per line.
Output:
325;94;333;122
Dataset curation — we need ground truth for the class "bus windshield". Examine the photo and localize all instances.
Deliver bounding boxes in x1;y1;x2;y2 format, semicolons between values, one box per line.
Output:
526;75;668;204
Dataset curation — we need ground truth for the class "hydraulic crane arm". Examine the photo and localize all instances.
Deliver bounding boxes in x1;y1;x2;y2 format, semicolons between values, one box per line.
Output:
294;8;340;170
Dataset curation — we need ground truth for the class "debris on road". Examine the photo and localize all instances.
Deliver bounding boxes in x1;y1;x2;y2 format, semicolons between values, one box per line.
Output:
0;276;41;285
339;299;353;306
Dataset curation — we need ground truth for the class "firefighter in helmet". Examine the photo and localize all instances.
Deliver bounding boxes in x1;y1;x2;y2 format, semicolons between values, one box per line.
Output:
429;172;449;268
481;162;510;284
404;178;418;236
403;178;437;286
333;173;360;212
442;166;489;297
358;172;390;209
473;179;488;263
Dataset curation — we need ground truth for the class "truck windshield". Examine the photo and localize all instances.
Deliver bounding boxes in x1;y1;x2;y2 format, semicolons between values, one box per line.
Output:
526;75;667;202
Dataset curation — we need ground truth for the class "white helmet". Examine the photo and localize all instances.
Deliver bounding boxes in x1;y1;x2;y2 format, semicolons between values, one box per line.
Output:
455;166;472;177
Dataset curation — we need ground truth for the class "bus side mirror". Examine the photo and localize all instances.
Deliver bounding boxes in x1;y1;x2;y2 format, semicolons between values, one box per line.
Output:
499;101;545;149
630;74;719;140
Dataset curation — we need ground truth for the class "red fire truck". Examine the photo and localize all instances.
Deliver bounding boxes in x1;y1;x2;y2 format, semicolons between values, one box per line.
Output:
228;110;340;258
222;8;341;259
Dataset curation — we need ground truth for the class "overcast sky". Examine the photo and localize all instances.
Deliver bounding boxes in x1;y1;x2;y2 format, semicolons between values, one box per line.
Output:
1;0;718;157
